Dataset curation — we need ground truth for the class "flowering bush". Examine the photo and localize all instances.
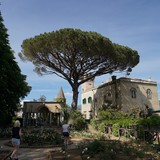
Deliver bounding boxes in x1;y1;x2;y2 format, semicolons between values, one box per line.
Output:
22;129;63;146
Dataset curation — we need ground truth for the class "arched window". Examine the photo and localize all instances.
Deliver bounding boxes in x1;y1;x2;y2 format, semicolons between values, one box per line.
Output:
83;98;86;104
146;89;152;99
130;87;136;98
88;97;92;103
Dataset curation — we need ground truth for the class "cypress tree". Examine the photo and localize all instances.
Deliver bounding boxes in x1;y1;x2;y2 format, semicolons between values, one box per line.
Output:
0;12;31;127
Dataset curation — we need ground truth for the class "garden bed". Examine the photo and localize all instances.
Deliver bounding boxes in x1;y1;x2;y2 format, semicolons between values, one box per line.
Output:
0;150;12;160
48;149;157;160
48;139;160;160
48;149;82;160
5;140;65;148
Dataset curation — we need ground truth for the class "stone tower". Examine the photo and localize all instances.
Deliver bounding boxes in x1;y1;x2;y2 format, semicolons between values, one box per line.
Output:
56;87;66;103
81;78;95;93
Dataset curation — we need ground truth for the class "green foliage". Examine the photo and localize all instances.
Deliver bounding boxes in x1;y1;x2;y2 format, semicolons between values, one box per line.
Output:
93;117;140;138
69;110;87;131
94;107;141;137
86;140;106;155
54;98;66;103
96;108;160;140
97;122;106;133
22;129;63;145
98;108;127;120
113;43;139;70
135;115;160;140
73;117;86;131
90;119;97;129
20;28;139;110
80;140;150;159
0;13;31;127
98;110;112;120
136;125;145;140
0;128;11;138
112;123;120;137
139;115;160;127
61;104;70;122
71;130;107;140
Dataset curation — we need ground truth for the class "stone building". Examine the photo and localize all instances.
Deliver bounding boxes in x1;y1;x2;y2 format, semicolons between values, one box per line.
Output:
81;76;159;119
22;87;66;127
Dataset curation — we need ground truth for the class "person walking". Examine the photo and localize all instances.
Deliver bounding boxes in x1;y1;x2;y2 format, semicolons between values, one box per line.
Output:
62;121;70;146
10;120;22;160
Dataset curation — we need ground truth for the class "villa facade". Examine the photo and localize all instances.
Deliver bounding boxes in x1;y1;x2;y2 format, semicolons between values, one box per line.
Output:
81;76;159;119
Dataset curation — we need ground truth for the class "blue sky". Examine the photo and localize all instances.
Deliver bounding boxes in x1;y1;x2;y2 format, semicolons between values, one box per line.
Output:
1;0;160;106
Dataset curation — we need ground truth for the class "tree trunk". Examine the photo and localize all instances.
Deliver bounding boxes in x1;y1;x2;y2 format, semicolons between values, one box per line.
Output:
71;85;79;110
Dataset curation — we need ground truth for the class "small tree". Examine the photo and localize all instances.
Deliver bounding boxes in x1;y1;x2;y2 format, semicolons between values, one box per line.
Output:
38;95;46;102
20;28;139;110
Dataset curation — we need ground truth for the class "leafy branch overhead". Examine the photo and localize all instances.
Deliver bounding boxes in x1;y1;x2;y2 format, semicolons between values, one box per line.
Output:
20;28;139;109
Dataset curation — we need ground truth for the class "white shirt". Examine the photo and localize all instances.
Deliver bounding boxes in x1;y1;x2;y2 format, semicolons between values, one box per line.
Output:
62;124;69;132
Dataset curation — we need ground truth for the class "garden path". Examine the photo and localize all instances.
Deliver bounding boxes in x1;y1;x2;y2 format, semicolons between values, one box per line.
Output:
0;125;128;159
0;138;83;160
